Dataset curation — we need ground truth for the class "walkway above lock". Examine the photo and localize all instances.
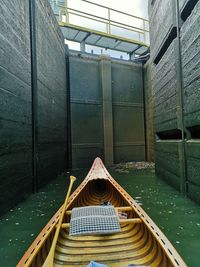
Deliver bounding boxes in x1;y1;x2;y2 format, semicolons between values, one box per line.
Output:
50;0;149;57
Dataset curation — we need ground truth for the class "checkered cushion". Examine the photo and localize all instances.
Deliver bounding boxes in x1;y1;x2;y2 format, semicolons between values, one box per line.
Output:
69;206;121;236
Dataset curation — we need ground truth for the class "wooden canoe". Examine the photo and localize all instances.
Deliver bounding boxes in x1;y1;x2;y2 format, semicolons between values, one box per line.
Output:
17;157;187;267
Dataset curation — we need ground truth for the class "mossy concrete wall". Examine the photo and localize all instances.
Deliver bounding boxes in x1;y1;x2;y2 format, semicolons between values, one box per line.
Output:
111;61;145;163
0;1;32;214
69;54;104;168
151;39;179;132
149;0;200;204
69;53;146;168
180;0;200;203
0;0;67;215
35;0;67;188
144;61;154;162
149;0;175;61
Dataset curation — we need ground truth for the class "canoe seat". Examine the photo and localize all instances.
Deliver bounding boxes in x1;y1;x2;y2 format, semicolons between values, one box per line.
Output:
69;205;121;236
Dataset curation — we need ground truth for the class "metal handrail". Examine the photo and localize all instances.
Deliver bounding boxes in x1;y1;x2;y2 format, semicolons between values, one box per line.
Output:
81;0;149;22
53;0;149;45
60;8;147;34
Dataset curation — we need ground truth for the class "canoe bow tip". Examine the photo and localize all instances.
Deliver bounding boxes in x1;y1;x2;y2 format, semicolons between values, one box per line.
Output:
94;157;101;161
94;157;104;164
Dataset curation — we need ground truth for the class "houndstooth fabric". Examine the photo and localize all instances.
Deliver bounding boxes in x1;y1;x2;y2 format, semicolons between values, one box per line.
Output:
69;206;121;236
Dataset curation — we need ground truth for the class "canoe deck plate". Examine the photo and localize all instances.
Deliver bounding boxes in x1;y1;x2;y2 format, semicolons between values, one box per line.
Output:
69;205;121;236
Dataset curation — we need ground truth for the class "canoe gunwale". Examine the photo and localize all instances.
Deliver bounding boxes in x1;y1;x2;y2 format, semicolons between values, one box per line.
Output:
17;157;187;267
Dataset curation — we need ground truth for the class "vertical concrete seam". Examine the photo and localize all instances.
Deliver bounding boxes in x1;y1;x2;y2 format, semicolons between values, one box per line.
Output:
29;0;38;193
100;55;114;166
142;63;148;161
65;46;72;169
175;0;188;195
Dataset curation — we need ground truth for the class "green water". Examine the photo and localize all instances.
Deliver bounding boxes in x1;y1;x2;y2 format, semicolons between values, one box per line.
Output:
0;169;200;267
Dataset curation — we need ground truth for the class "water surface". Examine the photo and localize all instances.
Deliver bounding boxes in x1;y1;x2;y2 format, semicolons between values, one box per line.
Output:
0;168;199;266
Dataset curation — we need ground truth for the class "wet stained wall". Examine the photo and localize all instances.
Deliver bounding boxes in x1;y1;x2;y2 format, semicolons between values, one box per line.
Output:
144;61;154;162
112;61;145;163
0;0;68;215
35;0;67;188
148;0;200;204
69;54;103;168
0;0;150;215
0;1;32;215
69;53;146;168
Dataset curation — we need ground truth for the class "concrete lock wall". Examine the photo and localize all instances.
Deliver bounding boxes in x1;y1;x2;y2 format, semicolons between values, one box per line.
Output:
0;0;68;215
181;0;200;203
112;61;145;163
35;0;67;188
149;0;200;204
69;53;146;168
144;61;154;162
0;1;32;214
70;54;104;168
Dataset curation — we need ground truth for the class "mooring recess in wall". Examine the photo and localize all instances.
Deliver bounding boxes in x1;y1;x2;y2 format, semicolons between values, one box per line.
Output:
156;129;183;140
181;0;199;21
153;27;177;65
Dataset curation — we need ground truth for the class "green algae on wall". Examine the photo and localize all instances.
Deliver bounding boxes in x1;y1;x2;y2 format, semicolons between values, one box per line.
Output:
0;0;68;215
148;0;200;204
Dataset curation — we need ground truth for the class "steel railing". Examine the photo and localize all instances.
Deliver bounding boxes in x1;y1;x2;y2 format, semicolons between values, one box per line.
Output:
51;0;149;45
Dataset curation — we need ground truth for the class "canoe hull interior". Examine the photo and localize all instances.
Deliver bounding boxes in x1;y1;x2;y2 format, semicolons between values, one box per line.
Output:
17;158;187;267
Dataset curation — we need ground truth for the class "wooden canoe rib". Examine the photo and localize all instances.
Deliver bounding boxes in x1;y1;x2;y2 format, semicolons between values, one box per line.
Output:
17;158;187;267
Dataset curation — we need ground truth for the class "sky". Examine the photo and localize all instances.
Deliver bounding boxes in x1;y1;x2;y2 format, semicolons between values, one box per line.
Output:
89;0;149;19
66;0;148;19
63;0;149;58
